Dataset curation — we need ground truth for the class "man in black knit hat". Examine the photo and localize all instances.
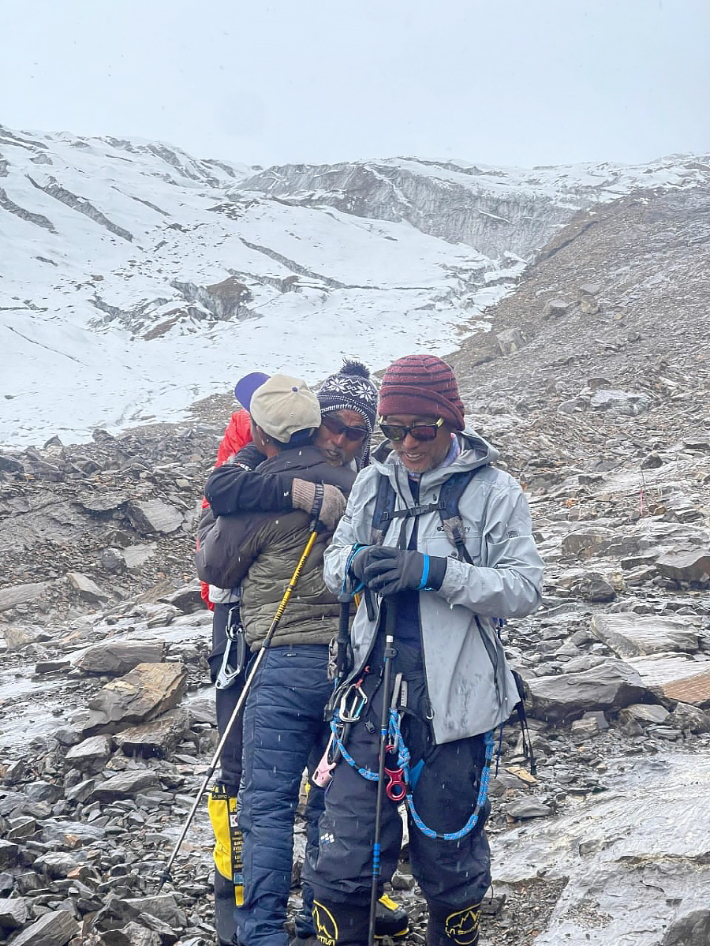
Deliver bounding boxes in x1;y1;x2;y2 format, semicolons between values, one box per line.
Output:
198;361;408;946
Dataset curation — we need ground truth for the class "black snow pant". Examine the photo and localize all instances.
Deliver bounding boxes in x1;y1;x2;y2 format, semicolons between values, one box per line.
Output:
304;638;491;946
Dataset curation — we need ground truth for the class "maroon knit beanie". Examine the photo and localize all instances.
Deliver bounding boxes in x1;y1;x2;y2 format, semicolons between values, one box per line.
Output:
378;354;465;430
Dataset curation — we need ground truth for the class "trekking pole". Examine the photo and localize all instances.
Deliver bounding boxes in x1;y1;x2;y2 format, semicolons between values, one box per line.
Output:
157;525;321;891
368;598;397;946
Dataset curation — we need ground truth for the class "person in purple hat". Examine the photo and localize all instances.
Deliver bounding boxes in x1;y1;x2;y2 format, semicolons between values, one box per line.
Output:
305;354;544;946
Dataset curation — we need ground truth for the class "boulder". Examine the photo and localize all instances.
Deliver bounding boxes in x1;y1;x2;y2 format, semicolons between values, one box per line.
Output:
34;851;79;878
123;893;187;928
78;662;187;735
572;573;616;602
661;908;710;945
65;734;115;773
591;614;701;658
496;327;526;355
0;895;28;929
126;499;183;535
159;581;204;614
655;549;710;583
526;658;651;722
90;769;160;801
0;582;51;613
67;571;110;603
75;640;166;675
588;389;652;415
3;624;49;650
115;708;192;758
627;654;710;708
6;910;78;946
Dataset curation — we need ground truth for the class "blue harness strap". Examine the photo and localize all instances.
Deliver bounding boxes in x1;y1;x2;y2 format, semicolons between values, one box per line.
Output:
330;707;494;843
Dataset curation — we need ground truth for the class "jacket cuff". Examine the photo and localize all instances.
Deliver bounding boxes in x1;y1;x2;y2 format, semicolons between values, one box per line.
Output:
423;555;448;591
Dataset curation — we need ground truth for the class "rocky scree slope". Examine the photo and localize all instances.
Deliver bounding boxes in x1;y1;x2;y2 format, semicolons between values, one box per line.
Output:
0;176;709;946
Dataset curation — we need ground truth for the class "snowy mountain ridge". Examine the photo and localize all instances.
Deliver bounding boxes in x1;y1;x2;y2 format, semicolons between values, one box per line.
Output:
1;122;708;448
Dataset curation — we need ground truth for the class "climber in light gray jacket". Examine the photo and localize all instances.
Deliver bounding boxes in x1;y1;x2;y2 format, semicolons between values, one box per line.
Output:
305;354;544;946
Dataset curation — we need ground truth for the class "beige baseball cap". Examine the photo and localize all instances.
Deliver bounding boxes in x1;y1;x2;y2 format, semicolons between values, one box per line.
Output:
249;374;321;444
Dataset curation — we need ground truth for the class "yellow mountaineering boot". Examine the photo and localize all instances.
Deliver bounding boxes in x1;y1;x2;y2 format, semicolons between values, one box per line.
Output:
208;781;244;945
375;894;409;939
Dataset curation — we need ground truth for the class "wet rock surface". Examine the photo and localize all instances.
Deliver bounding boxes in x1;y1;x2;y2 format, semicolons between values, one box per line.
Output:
1;181;709;944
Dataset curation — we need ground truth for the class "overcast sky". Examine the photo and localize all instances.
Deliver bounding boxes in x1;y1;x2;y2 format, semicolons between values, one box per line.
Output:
1;0;708;169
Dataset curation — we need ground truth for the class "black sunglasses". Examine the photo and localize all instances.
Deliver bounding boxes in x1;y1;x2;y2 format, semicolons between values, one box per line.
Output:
320;413;369;443
379;417;445;442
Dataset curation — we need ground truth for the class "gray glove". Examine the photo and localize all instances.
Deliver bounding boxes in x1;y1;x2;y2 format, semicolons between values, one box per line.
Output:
291;479;346;530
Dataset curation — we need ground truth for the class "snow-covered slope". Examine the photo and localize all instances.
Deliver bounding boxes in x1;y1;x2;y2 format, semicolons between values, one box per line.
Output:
1;123;708;448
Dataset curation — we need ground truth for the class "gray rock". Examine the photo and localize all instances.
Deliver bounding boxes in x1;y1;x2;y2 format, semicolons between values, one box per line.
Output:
0;582;51;613
115;708;191;758
561;528;614;559
543;298;570;319
661;908;710;945
667;702;710;734
526;658;651;722
76;640;166;675
618;703;670;725
505;798;553;819
591;614;701;658
588;389;652;415
159;582;204;614
122;543;158;571
67;571;110;603
65;734;115;772
34;851;79;878
3;624;49;650
123;893;187;928
78;662;188;735
24;780;63;804
496;327;526;355
78;491;130;514
5;910;79;946
126;499;183;535
0;895;29;929
572;572;616;602
91;769;160;801
655;549;710;583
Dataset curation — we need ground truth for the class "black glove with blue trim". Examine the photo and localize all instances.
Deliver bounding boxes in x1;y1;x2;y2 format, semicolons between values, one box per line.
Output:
351;546;447;596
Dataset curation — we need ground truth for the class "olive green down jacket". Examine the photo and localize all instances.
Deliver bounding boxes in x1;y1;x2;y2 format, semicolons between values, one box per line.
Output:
196;445;355;649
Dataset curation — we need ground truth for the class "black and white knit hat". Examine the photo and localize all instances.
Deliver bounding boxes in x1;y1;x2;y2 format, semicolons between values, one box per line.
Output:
317;360;379;433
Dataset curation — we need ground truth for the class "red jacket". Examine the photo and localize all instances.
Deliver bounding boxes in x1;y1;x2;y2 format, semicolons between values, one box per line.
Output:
200;409;252;608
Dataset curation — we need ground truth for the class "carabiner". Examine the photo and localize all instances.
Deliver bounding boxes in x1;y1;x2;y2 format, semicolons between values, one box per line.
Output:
338;684;367;724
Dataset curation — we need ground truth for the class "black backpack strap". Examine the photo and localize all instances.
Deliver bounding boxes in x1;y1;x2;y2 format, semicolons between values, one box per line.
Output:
370;473;397;546
438;470;476;562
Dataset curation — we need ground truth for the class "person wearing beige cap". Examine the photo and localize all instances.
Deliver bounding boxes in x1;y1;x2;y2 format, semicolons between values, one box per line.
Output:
196;374;360;946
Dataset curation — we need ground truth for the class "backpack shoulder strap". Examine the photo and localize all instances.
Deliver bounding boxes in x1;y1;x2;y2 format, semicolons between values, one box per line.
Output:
438;470;477;563
370;473;397;546
370;467;479;558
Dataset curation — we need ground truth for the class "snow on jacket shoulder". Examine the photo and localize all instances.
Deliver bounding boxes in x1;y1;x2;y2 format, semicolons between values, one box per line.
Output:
323;429;544;744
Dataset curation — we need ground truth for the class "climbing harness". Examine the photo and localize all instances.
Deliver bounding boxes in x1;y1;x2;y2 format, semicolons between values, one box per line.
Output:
328;695;495;842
